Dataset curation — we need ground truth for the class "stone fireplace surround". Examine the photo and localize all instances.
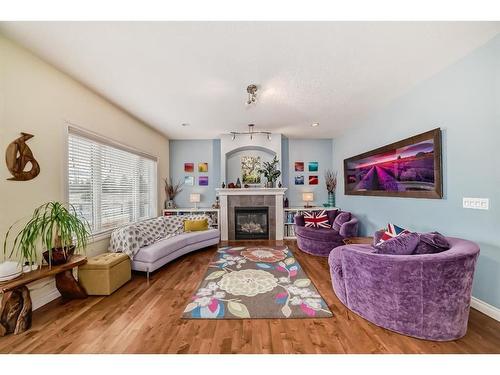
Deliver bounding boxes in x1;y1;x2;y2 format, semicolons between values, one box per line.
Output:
216;188;287;241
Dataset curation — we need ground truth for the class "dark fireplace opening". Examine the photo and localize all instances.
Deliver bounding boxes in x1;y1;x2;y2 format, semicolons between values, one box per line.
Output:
235;207;269;240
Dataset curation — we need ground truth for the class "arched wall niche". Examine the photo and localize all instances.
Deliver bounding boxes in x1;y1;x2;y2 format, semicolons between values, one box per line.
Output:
220;133;282;185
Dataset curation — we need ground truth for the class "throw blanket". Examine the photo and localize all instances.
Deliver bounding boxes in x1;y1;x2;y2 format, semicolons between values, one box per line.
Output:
109;214;212;259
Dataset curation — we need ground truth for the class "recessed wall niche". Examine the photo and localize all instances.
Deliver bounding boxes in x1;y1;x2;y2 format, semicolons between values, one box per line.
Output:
220;133;282;186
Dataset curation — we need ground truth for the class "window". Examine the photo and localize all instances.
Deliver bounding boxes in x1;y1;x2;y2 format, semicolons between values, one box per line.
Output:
68;127;157;235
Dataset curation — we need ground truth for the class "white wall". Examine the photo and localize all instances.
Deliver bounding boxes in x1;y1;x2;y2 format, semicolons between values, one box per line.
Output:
0;35;169;308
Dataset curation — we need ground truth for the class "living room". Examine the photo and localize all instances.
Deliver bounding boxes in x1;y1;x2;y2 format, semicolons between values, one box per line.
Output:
1;0;499;372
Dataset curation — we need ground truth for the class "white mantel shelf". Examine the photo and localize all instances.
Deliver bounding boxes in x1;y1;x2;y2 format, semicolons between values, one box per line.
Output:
216;187;287;241
216;187;287;196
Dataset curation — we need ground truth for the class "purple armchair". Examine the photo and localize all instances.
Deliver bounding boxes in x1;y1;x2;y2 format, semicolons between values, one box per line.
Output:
328;237;480;341
294;211;358;257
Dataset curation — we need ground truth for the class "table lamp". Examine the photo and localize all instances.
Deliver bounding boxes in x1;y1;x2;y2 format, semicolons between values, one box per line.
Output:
190;193;201;209
302;192;314;208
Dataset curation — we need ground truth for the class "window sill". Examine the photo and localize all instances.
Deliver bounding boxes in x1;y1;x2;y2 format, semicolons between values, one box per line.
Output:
89;230;113;244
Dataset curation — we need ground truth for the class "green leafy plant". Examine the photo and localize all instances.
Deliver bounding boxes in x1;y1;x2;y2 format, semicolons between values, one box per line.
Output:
258;155;281;187
3;202;91;266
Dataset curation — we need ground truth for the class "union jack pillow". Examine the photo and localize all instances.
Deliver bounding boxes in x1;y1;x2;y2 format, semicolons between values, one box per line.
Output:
377;223;410;245
303;210;331;229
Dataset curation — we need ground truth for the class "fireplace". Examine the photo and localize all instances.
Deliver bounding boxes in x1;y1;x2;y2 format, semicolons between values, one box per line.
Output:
235;207;269;240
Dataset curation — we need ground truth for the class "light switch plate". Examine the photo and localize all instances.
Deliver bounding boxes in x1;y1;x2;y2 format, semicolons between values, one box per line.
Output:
463;197;489;210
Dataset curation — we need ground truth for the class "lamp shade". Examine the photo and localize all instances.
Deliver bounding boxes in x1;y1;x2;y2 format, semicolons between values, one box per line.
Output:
302;192;314;202
189;193;201;203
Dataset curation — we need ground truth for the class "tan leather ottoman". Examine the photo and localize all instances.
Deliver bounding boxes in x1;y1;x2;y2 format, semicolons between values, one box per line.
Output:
79;253;131;295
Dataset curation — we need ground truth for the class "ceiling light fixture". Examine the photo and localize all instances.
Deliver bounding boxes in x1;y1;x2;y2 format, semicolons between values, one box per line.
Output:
311;122;320;127
246;84;258;105
181;123;190;127
230;124;272;141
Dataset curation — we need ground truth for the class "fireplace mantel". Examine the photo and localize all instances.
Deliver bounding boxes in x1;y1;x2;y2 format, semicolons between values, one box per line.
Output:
216;188;287;241
216;188;287;196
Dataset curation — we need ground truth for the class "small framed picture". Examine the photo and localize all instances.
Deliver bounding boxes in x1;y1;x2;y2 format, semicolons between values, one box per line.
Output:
308;175;319;185
294;162;304;172
199;176;209;186
184;176;194;186
198;162;208;173
308;162;318;172
184;163;194;173
294;175;304;185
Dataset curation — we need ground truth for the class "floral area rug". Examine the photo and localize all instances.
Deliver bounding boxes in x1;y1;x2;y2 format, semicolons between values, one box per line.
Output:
182;246;333;319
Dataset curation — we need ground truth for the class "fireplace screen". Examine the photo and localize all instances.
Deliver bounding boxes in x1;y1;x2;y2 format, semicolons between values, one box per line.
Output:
235;207;269;240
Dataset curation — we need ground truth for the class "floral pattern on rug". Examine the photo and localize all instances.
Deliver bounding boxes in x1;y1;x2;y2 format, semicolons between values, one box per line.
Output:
182;246;333;319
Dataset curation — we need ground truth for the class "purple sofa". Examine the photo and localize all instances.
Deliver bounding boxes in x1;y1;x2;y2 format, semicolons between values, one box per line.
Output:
328;236;480;341
294;211;358;256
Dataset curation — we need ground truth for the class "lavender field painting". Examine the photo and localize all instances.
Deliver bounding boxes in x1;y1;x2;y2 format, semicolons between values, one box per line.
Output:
344;129;442;198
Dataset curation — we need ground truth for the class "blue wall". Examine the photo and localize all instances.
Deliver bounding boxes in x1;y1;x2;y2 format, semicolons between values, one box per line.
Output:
283;138;334;207
333;34;500;308
170;138;334;208
169;139;221;208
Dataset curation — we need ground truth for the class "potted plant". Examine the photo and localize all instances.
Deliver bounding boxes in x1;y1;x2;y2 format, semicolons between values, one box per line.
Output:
325;169;338;207
258;155;281;188
164;177;183;208
4;202;91;267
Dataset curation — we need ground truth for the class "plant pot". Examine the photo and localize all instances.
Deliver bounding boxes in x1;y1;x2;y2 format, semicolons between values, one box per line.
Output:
43;245;75;266
265;181;275;188
328;192;336;207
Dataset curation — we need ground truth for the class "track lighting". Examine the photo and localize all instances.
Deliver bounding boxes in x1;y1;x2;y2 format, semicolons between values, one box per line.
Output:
229;124;272;141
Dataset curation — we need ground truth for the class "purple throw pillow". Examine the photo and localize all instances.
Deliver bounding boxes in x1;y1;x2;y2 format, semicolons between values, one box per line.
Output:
332;212;351;232
413;232;451;255
373;229;385;246
327;209;339;226
374;232;420;255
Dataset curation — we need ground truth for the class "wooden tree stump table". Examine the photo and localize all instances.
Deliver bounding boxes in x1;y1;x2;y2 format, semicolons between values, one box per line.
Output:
0;255;87;336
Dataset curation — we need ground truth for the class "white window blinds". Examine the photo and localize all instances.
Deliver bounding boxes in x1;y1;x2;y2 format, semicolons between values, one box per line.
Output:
68;128;157;235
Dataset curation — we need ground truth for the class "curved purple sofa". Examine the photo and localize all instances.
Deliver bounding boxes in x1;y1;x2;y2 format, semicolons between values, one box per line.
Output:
294;211;358;256
328;237;480;341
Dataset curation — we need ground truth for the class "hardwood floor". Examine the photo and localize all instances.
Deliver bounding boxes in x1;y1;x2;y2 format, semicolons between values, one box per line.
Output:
1;240;499;354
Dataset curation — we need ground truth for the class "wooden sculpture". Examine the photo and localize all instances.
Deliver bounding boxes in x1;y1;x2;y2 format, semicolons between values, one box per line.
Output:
0;286;32;336
5;132;40;181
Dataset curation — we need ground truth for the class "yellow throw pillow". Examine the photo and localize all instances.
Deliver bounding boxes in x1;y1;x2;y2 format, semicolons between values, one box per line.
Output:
184;219;209;232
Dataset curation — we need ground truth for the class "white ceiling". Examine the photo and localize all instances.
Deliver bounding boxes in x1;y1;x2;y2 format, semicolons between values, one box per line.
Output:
1;22;499;139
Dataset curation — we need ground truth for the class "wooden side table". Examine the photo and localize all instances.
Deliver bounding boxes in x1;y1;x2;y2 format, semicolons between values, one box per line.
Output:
0;255;87;336
343;237;373;245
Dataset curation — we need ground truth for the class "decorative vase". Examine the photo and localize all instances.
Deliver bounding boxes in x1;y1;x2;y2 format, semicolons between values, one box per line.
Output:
328;192;336;207
165;199;175;209
236;178;241;188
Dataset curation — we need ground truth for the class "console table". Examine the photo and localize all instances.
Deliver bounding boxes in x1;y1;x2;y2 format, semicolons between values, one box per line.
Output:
0;255;87;336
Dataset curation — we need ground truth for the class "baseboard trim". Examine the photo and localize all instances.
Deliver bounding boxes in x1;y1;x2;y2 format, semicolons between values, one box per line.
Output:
32;287;61;310
27;277;61;311
471;296;500;322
